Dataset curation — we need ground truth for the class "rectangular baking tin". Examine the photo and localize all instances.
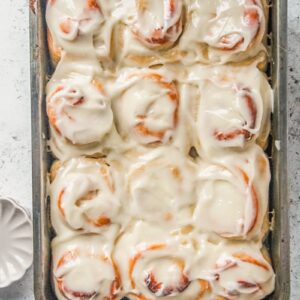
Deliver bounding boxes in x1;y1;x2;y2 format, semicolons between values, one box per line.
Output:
30;0;290;299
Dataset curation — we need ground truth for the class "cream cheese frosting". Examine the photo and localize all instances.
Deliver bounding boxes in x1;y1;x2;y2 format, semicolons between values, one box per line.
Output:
46;0;122;63
47;57;123;160
113;222;275;300
179;0;267;64
50;157;123;236
114;221;209;300
129;0;183;49
190;239;275;300
46;0;267;66
113;0;184;66
47;73;113;145
186;64;272;158
124;147;196;226
48;61;196;159
193;145;270;240
113;72;179;145
119;0;267;66
111;67;193;152
47;1;275;299
52;235;120;300
50;147;273;299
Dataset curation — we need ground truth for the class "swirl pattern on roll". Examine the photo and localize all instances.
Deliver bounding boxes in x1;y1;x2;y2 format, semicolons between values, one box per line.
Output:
52;235;120;300
193;145;270;240
113;0;186;67
129;0;183;49
187;65;272;157
113;70;179;146
46;59;118;160
180;0;266;64
50;157;122;235
46;0;119;63
114;221;211;300
47;75;113;145
192;241;275;300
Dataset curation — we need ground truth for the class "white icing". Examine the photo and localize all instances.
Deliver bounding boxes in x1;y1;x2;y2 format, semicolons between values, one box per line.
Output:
114;222;275;300
193;145;270;240
51;157;122;235
47;75;113;145
109;0;184;67
187;64;272;158
179;0;266;64
52;235;120;300
125;147;196;226
47;0;267;66
113;70;178;145
110;67;194;153
191;241;275;300
46;0;121;61
129;0;183;48
114;221;209;300
47;57;124;160
46;2;274;300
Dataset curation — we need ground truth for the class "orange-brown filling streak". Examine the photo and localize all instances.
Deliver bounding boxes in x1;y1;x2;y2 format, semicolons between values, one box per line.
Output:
133;73;179;141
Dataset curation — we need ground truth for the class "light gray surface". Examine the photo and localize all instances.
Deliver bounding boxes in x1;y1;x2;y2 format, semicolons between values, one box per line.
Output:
288;0;300;298
0;1;33;300
0;0;299;299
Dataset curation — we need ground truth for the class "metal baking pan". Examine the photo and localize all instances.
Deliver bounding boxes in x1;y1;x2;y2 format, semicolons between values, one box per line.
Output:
30;0;289;299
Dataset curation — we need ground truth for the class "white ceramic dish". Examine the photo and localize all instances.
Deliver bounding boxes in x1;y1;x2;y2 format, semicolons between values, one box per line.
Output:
0;197;33;288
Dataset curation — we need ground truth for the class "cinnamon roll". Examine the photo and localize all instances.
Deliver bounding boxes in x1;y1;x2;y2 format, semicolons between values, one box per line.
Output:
192;241;275;300
180;0;267;64
114;221;210;300
113;69;181;147
46;0;118;63
189;65;272;157
125;147;196;225
50;157;122;235
47;67;115;159
193;145;270;240
116;0;185;66
131;0;183;49
52;235;120;300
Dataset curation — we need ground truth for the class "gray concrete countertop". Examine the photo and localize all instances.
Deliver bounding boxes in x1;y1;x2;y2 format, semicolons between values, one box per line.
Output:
288;0;300;298
0;0;299;299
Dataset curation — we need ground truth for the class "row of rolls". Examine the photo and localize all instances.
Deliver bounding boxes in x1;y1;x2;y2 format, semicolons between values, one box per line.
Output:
47;62;272;160
52;219;275;300
51;146;270;240
46;0;268;66
46;0;275;299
